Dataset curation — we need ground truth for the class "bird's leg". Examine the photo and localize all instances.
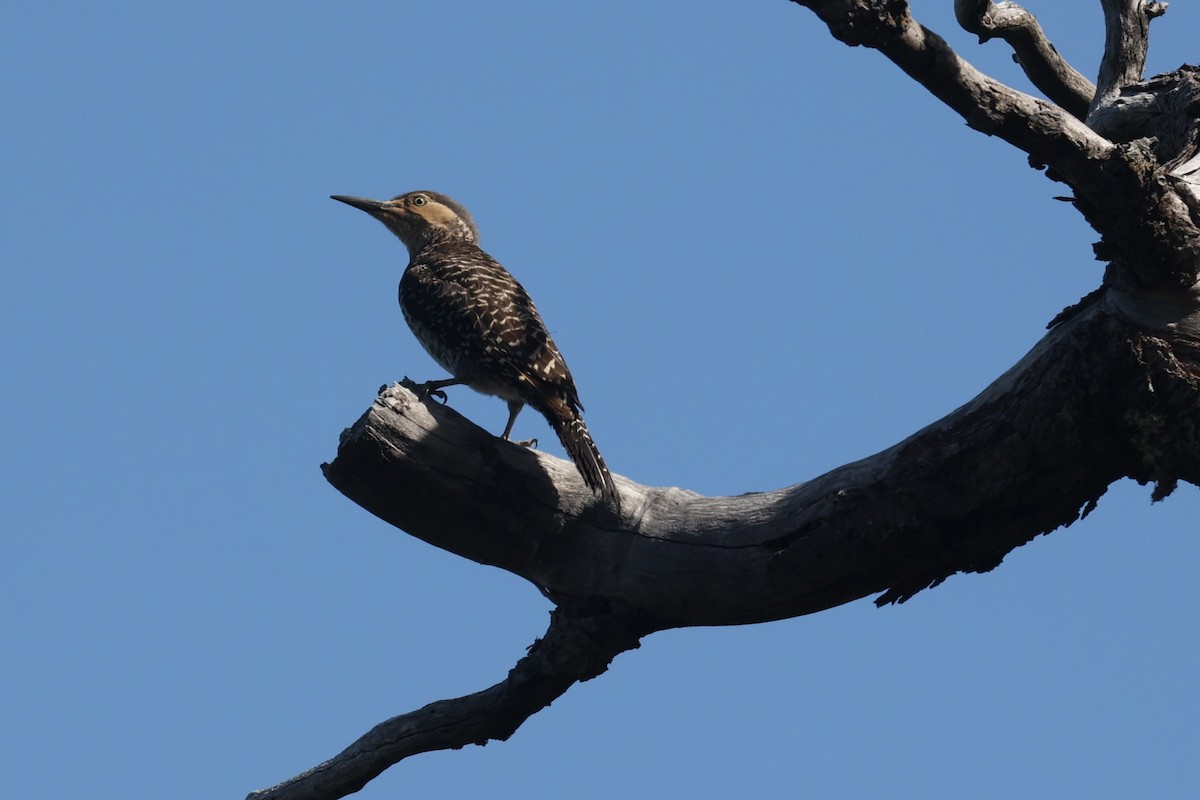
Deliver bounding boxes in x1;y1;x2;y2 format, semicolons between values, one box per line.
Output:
502;400;538;448
414;377;462;404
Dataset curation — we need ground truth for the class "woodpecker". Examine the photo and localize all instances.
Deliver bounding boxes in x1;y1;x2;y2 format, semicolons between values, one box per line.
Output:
332;190;620;508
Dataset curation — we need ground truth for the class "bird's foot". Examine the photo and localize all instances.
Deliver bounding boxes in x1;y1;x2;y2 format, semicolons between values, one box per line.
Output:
510;437;538;449
412;381;451;404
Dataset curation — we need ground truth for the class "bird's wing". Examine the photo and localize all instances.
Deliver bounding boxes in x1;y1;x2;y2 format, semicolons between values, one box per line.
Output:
402;249;584;411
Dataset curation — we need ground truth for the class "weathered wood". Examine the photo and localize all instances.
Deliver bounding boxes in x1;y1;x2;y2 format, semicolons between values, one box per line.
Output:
1093;0;1168;115
322;297;1200;625
271;290;1199;800
954;0;1095;119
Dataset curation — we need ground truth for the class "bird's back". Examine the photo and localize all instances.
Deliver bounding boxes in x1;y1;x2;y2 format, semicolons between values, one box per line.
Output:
399;241;583;411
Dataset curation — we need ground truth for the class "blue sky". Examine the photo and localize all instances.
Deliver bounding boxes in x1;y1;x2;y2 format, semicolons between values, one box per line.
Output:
3;3;1197;798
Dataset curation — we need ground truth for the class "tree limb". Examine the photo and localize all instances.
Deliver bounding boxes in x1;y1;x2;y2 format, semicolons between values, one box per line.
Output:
790;3;1112;199
1093;0;1168;115
953;0;1095;119
788;2;1200;300
246;604;648;800
264;293;1198;799
319;299;1200;625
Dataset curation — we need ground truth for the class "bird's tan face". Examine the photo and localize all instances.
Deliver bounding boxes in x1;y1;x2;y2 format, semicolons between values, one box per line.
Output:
394;192;468;231
331;191;478;256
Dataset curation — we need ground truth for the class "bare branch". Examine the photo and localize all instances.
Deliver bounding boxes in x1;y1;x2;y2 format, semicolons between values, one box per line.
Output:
953;0;1095;119
1094;0;1169;114
790;2;1200;295
790;2;1112;193
247;605;647;800
320;302;1200;625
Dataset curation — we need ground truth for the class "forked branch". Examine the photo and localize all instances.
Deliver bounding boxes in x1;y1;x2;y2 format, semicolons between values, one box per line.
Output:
264;292;1200;800
954;0;1095;119
791;2;1111;190
790;1;1200;289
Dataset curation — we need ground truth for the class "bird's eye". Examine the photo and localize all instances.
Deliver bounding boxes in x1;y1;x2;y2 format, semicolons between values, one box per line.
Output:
411;195;427;206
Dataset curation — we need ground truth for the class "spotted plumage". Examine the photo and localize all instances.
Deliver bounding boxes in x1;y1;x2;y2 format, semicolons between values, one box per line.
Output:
332;190;620;508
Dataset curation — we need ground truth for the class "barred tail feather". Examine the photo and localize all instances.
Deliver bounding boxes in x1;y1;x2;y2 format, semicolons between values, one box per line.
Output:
540;398;620;510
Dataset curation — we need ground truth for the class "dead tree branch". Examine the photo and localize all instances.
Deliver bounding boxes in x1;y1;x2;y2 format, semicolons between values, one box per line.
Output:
953;0;1095;119
249;296;1200;800
791;2;1114;203
247;604;648;800
1088;1;1169;139
1095;0;1168;110
318;297;1200;623
789;1;1200;298
255;292;1200;800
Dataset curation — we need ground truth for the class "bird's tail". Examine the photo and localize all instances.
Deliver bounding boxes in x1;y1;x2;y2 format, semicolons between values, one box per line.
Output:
540;395;621;510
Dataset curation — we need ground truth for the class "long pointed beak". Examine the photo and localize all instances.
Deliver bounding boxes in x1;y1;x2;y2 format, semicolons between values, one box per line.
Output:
330;195;387;215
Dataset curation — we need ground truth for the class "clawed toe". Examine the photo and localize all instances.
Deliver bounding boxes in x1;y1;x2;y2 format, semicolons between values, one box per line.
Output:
414;382;450;404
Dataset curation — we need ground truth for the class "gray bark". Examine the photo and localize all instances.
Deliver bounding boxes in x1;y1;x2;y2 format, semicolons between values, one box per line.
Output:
319;294;1200;626
954;0;1095;118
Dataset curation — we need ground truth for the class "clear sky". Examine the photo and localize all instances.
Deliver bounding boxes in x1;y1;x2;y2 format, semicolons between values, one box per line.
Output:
3;3;1197;798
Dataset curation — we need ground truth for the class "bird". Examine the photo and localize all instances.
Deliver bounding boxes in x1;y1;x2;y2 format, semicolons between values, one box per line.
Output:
331;190;620;509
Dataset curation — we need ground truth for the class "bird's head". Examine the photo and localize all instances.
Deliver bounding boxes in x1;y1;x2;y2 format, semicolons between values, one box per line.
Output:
331;191;479;256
